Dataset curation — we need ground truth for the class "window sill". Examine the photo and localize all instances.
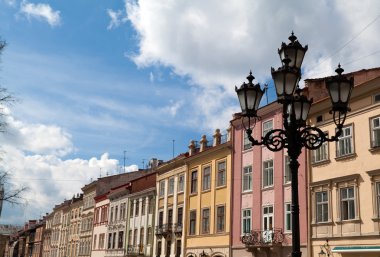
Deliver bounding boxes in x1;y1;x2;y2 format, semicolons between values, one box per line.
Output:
202;189;211;193
335;218;361;224
216;185;227;190
371;217;380;221
283;182;291;187
335;153;357;161
241;190;252;195
262;186;274;191
189;192;198;196
311;159;331;167
369;146;380;153
311;221;334;226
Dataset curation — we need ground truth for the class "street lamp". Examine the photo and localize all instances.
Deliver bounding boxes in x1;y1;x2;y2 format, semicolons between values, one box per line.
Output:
318;239;331;257
235;32;353;257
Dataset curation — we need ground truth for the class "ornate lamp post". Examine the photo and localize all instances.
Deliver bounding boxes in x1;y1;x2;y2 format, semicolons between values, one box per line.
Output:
235;33;354;257
318;239;331;257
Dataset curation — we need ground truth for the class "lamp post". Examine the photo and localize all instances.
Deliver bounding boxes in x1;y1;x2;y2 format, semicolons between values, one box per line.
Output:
235;33;354;257
318;239;331;257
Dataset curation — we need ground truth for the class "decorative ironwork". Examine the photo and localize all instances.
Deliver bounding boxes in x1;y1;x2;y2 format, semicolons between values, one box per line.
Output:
126;244;144;255
173;223;182;236
241;229;284;247
162;223;173;238
155;225;164;238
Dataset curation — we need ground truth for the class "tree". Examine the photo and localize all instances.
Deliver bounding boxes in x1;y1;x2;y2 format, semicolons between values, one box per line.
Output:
0;39;28;217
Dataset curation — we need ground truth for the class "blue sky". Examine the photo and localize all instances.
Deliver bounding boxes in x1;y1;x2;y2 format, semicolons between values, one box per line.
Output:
0;0;379;224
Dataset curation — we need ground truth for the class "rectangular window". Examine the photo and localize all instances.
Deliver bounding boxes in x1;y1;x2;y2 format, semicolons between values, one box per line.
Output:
178;175;184;193
157;241;162;256
377;183;380;217
148;197;154;214
202;166;211;191
110;207;114;222
242;166;252;192
262;120;273;137
217;161;226;187
107;233;112;249
130;203;134;217
371;116;380;148
168;209;173;225
202;208;210;234
316;191;329;223
93;235;97;249
284;155;291;183
341;187;355;220
263;160;274;187
115;206;118;221
263;206;273;231
337;125;354;157
243;132;252;150
158;211;164;226
159;180;165;197
189;210;196;235
135;201;139;216
216;206;225;233
118;231;123;249
177;207;183;225
176;240;181;257
313;140;329;163
141;200;146;215
168;177;175;195
191;170;198;194
242;209;251;234
284;203;292;232
112;232;116;249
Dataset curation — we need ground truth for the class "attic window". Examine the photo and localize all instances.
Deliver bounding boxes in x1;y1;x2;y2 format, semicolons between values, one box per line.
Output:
374;93;380;103
316;115;323;123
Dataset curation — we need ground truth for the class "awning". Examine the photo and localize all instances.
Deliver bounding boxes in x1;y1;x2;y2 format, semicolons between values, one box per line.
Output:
332;246;380;253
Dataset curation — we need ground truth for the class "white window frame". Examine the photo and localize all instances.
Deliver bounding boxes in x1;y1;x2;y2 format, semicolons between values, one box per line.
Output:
284;203;292;232
377;182;380;217
262;205;274;231
316;191;329;223
216;205;225;233
312;136;329;163
241;209;251;235
263;160;274;188
340;187;356;221
242;166;252;192
178;174;184;193
371;116;380;148
216;160;226;187
243;131;252;150
159;180;165;197
284;155;291;184
336;125;354;157
201;208;210;234
168;177;175;195
202;166;211;191
262;119;273;137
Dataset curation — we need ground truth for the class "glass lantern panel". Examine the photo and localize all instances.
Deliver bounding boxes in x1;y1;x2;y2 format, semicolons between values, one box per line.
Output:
286;48;296;68
328;82;339;103
246;89;258;111
302;101;311;121
237;90;247;113
273;72;284;96
293;101;303;121
339;81;351;103
284;73;298;95
295;49;306;69
254;90;264;111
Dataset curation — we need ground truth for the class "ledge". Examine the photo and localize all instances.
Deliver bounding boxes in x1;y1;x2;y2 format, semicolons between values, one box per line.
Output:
335;153;357;161
335;218;361;224
311;221;334;226
311;159;331;167
369;146;380;153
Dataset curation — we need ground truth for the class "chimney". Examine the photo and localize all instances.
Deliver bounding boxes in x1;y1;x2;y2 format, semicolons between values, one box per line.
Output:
227;125;232;142
188;140;196;156
213;129;222;146
200;135;208;152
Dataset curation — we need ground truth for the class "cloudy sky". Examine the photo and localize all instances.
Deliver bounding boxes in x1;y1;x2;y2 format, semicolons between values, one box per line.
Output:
0;0;379;224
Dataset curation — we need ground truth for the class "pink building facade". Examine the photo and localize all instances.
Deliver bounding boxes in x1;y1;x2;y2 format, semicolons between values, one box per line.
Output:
230;102;308;257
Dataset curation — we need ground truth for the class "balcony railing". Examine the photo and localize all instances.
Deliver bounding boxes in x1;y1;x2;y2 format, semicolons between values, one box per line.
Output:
126;245;144;255
173;223;182;236
162;223;173;238
241;229;284;247
155;225;164;237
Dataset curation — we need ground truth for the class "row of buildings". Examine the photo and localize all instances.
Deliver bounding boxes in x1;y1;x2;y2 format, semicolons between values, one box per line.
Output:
3;67;380;257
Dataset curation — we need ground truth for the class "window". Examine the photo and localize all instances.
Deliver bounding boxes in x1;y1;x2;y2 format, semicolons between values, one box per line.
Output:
284;155;291;183
135;200;139;216
202;166;211;191
168;209;173;225
110;207;114;222
316;191;329;223
107;233;112;249
133;229;138;245
93;235;97;249
112;232;116;249
202;208;210;234
168;177;175;195
177;207;183;225
157;241;162;256
216;206;225;232
377;183;380;217
178;175;184;193
191;170;198;194
263;206;274;231
118;231;123;249
371;116;380;148
313;140;329;163
189;210;196;235
139;228;144;247
176;240;181;257
128;230;132;245
243;132;252;150
337;125;354;157
375;93;380;103
147;227;152;244
148;197;154;214
217;161;226;187
341;187;355;220
284;203;291;232
263;120;273;137
115;206;118;221
159;180;165;197
141;200;146;215
263;160;274;187
242;166;252;192
99;234;105;249
242;209;251;234
158;211;164;226
130;202;134;217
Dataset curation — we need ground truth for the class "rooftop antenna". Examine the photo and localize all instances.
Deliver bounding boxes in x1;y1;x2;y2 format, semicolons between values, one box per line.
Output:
264;84;269;105
172;139;175;158
123;150;126;173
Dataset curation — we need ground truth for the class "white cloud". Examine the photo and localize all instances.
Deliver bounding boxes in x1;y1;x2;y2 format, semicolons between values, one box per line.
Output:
107;9;126;30
20;0;61;27
3;0;17;6
124;0;380;131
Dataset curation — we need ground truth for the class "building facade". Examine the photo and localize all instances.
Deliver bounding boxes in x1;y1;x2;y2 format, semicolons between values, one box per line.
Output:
230;102;308;257
153;154;187;257
185;129;231;257
67;195;83;257
91;194;108;257
307;68;380;256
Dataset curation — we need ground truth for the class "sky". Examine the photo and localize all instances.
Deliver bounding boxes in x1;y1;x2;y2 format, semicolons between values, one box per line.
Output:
0;0;379;224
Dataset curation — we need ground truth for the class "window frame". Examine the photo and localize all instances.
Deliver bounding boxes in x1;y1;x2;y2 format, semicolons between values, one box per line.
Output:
312;133;329;163
370;116;380;148
284;203;292;232
189;210;196;235
216;160;226;187
216;205;225;233
202;165;211;191
201;208;210;234
159;180;165;198
284;155;291;184
178;174;184;193
315;191;329;223
241;208;251;235
243;131;252;151
168;177;175;195
263;159;274;188
262;119;273;137
262;205;274;231
340;187;356;221
336;124;354;158
242;165;252;192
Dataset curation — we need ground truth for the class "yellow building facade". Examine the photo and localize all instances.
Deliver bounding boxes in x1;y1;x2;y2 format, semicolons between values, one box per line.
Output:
185;129;232;257
306;69;380;257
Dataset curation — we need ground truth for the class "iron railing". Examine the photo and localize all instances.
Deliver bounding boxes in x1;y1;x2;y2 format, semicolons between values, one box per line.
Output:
241;229;284;247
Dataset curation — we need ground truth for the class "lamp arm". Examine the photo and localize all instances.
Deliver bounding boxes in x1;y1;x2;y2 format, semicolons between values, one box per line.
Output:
246;128;263;146
246;128;287;151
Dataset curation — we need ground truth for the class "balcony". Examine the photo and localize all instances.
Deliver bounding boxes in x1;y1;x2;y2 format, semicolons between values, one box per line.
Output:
155;225;164;238
127;245;144;256
241;229;284;247
173;223;182;237
162;223;173;238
